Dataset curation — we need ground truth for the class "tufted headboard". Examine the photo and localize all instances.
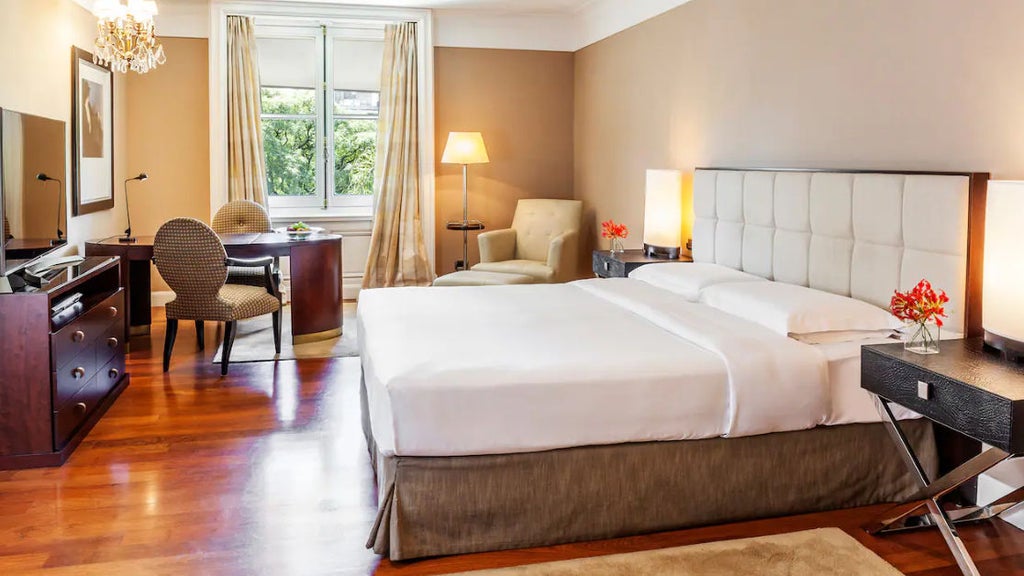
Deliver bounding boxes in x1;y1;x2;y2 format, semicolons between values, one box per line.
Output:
692;168;988;336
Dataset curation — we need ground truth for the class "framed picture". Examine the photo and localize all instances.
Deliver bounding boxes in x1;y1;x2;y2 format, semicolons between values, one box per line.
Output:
71;46;114;215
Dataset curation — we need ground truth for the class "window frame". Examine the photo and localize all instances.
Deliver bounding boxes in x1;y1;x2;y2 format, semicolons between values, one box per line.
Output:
257;24;381;212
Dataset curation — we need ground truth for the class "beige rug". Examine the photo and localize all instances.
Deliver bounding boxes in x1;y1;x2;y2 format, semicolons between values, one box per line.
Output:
212;303;358;363
450;529;902;576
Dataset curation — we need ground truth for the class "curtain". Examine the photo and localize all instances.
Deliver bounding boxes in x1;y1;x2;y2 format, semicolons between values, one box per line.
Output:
226;16;269;206
363;23;433;288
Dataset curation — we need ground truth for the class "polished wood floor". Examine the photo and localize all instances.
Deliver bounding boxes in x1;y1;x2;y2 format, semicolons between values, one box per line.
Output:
0;311;1023;575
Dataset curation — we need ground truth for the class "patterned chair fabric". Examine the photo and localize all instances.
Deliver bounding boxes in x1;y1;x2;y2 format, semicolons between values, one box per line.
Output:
153;218;280;322
3;214;11;239
212;199;272;234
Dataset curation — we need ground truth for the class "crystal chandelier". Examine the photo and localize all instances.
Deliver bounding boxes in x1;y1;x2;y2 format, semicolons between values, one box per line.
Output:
92;0;166;74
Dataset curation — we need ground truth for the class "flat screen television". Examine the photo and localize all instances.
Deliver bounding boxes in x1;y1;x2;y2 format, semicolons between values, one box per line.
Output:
0;107;67;277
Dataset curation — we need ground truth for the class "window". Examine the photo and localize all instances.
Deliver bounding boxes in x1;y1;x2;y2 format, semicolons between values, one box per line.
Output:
256;26;384;212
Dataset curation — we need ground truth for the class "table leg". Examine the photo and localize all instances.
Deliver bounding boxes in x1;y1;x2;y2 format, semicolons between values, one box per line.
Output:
127;259;152;336
865;395;1019;576
288;240;342;344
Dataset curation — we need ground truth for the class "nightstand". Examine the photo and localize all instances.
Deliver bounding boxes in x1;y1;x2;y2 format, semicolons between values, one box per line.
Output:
592;249;692;278
861;338;1024;576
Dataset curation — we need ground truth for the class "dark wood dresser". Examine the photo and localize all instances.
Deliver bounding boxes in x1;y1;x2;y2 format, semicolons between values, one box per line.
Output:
0;256;129;469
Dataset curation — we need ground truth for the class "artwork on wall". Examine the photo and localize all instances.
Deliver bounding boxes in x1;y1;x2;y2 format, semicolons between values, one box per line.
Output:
71;46;114;215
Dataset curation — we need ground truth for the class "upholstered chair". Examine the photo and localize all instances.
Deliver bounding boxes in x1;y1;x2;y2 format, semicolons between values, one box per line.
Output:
3;214;11;240
211;200;280;293
472;199;583;283
153;218;282;376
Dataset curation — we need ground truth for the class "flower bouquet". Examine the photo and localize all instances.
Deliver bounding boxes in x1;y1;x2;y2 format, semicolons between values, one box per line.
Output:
601;220;629;253
890;279;949;355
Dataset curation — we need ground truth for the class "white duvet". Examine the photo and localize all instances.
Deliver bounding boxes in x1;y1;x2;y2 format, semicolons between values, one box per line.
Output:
360;278;845;458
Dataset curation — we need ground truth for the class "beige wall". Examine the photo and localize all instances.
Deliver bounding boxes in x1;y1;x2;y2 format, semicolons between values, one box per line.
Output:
0;0;128;253
124;37;211;291
435;47;575;275
574;0;1024;258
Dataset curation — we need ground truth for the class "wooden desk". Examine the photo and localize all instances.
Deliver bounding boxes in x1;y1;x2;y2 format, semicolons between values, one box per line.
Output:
85;233;343;343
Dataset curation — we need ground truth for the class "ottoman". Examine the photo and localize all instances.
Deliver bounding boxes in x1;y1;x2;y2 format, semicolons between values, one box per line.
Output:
433;270;536;287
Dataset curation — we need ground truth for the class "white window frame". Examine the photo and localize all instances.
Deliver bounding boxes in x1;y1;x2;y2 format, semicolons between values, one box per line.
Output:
209;1;436;267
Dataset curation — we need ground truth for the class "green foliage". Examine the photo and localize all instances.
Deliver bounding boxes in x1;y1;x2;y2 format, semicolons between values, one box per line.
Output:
334;119;377;196
260;87;377;198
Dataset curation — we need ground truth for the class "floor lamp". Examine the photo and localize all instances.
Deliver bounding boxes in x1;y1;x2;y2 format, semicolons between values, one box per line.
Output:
441;132;490;271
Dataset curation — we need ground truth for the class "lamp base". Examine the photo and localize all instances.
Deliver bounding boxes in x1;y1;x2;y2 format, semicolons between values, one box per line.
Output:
643;243;681;260
118;236;137;244
984;330;1024;363
50;238;65;247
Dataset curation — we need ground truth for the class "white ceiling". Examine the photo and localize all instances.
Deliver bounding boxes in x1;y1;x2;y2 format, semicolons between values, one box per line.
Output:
321;0;595;14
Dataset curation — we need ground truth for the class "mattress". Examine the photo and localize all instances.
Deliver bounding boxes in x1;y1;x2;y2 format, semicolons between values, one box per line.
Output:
358;278;914;458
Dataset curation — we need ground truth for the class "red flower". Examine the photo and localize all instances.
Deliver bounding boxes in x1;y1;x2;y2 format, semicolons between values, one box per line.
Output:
890;279;950;327
601;220;629;240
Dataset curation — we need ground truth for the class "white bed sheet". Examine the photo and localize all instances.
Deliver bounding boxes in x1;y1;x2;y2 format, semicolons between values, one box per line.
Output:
358;278;912;458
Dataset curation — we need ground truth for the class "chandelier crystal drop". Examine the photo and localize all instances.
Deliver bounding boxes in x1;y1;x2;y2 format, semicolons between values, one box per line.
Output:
92;0;166;74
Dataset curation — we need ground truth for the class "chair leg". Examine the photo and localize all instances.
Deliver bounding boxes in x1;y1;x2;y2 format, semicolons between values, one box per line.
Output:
221;321;237;376
195;320;205;351
272;310;282;354
163;319;178;373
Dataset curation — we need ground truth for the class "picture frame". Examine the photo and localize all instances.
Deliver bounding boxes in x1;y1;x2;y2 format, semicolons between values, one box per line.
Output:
71;46;114;216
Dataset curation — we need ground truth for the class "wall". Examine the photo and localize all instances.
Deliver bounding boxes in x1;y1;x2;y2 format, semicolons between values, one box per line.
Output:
124;37;211;292
0;0;128;253
434;47;575;275
574;0;1024;258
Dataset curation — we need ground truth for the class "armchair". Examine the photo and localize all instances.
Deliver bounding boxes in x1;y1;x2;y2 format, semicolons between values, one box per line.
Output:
212;199;281;296
472;199;582;283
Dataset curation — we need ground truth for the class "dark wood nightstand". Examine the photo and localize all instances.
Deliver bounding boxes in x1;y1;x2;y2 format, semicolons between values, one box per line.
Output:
592;249;692;278
861;338;1024;576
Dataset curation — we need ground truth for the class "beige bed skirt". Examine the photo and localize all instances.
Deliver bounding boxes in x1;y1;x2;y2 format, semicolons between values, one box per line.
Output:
361;381;937;561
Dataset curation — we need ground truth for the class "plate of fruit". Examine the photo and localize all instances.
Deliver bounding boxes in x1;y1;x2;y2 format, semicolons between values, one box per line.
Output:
276;222;324;238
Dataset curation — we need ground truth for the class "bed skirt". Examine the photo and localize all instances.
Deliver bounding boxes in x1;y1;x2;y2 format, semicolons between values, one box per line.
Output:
361;381;937;561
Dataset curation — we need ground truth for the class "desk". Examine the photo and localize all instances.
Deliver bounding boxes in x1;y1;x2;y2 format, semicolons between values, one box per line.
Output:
85;233;343;343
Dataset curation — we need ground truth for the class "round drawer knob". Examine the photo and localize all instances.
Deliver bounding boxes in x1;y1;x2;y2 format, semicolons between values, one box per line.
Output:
107;337;119;348
109;306;118;317
72;367;86;379
72;330;85;342
75;402;87;412
108;368;119;379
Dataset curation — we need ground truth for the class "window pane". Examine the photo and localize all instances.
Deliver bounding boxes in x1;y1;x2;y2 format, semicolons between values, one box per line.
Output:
263;118;317;196
333;119;376;196
334;90;379;117
261;87;315;116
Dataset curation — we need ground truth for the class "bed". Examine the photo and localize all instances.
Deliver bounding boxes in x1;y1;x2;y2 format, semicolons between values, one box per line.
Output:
359;168;988;560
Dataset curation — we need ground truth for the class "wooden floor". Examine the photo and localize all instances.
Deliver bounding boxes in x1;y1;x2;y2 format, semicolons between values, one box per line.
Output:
1;312;1023;575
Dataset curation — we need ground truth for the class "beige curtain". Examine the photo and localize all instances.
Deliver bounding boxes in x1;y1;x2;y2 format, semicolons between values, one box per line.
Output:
363;23;433;288
226;16;268;206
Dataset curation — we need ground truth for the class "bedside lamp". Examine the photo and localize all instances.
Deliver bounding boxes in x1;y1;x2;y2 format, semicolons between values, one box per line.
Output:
119;173;148;243
643;169;683;259
983;180;1024;360
36;173;64;246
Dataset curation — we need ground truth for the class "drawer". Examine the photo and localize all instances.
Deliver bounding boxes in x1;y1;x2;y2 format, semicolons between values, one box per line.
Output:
53;347;98;411
51;291;124;371
592;252;625;278
95;319;125;368
862;348;1015;451
52;357;124;450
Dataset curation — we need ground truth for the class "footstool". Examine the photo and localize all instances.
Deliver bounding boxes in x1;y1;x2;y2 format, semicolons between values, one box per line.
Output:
433;270;536;287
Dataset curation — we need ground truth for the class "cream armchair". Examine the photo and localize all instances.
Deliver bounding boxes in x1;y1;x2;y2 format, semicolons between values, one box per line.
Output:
472;199;582;283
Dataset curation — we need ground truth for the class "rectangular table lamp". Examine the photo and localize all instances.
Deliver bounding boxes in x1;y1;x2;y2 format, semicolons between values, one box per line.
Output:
984;180;1024;360
643;169;684;259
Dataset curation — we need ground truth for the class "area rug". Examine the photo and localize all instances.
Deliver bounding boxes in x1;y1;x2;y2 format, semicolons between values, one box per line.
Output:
449;529;902;576
212;303;359;363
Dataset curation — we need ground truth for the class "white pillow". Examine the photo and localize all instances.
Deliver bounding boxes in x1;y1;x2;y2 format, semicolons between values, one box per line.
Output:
790;329;898;345
629;262;766;301
700;281;903;336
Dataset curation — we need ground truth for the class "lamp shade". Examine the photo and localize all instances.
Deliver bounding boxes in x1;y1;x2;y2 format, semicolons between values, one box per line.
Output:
983;180;1024;356
441;132;489;165
643;169;683;258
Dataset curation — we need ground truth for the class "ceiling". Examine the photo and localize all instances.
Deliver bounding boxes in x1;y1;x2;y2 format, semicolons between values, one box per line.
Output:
325;0;594;12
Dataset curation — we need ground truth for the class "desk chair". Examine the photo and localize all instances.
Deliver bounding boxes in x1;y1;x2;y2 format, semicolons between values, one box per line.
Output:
472;199;582;283
212;200;281;293
153;218;282;375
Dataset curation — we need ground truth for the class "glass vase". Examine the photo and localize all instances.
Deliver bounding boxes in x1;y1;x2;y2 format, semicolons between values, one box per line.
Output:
610;237;624;253
904;322;940;355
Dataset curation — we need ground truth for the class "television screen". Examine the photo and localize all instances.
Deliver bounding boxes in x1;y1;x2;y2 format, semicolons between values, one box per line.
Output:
0;108;67;277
